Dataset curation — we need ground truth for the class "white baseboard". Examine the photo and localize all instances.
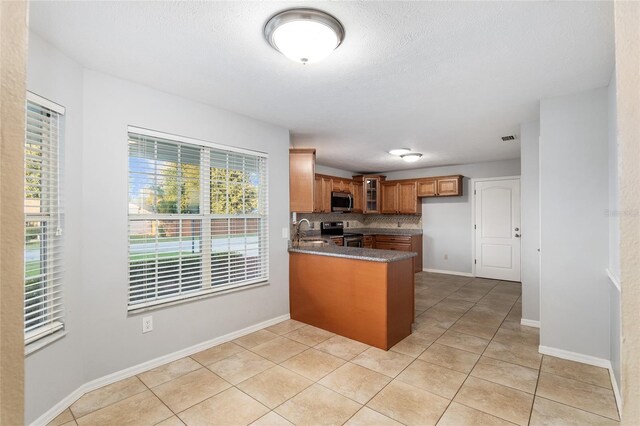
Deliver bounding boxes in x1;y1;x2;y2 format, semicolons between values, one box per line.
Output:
538;345;611;369
423;268;474;278
538;344;622;415
31;313;291;426
520;318;540;328
606;268;621;292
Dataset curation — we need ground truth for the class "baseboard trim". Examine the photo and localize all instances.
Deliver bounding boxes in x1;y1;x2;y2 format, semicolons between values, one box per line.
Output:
31;313;291;426
606;268;621;292
538;344;622;415
520;318;540;328
538;345;610;369
423;268;474;278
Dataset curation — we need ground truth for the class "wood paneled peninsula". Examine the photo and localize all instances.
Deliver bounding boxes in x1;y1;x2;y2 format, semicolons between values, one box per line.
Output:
288;245;416;350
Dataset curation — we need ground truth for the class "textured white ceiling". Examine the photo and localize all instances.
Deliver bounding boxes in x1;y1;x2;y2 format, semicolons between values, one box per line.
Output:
29;1;614;172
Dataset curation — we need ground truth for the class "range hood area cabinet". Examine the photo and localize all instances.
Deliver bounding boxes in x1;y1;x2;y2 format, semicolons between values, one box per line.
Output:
417;175;463;197
381;180;422;215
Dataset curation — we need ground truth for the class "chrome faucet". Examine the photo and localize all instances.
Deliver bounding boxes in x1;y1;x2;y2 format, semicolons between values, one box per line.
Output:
293;219;311;245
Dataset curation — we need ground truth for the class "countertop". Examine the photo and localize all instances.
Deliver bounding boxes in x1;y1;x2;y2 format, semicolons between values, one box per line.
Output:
288;245;417;263
300;228;423;238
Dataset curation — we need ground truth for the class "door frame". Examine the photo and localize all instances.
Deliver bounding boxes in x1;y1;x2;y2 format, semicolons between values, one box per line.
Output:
470;176;522;278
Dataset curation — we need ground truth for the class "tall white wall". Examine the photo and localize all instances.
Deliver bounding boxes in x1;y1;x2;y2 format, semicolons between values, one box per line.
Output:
539;87;610;359
386;159;521;274
520;121;540;323
25;33;291;423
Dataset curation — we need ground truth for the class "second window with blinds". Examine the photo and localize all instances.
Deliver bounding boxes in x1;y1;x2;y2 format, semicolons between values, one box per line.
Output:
127;128;269;310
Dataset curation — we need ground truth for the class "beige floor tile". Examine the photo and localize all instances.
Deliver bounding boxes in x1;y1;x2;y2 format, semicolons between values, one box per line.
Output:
318;362;391;404
314;335;370;361
190;341;245;366
75;390;172;426
483;340;542;370
418;343;480;374
138;357;201;388
275;384;362;426
541;356;612;389
436;330;490;354
454;376;534;426
449;321;499;340
351;347;414;377
437;402;516;426
367;380;449;426
281;348;345;381
207;350;275;385
250;336;307;363
48;408;74;426
70;376;147;418
155;416;185;426
536;372;619;420
284;325;335;346
529;396;620;426
266;319;306;335
389;330;439;357
416;309;463;329
178;387;268;425
493;326;540;348
471;356;539;393
396;359;467;399
152;368;231;413
250;411;295;426
237;365;313;409
234;329;280;349
58;422;75;426
344;407;403;426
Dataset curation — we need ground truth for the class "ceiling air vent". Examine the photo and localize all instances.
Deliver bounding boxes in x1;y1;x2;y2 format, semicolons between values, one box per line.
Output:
501;135;517;142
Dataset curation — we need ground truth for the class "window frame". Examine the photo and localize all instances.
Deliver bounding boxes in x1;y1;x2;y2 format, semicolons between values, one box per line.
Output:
24;92;65;346
127;126;269;311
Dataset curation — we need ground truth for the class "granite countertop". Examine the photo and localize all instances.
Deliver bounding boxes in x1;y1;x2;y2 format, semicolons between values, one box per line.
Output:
300;228;422;238
288;245;417;263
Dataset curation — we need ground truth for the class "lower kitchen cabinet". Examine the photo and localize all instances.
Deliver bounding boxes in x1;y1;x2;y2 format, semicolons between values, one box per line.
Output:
374;234;423;272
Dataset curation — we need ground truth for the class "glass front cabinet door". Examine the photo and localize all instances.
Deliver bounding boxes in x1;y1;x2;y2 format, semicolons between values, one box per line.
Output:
365;177;379;213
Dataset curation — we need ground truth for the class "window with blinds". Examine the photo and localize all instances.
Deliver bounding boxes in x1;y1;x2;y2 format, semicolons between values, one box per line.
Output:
24;93;65;345
127;128;269;310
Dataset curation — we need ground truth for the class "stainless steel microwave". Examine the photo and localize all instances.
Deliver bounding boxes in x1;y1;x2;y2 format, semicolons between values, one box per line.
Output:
331;192;352;212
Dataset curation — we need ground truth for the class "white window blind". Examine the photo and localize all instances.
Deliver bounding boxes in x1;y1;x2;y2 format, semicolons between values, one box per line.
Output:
127;129;269;310
24;94;65;345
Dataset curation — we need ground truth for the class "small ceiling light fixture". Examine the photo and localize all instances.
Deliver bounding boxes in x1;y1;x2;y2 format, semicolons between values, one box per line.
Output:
264;8;345;64
388;148;412;156
401;153;423;163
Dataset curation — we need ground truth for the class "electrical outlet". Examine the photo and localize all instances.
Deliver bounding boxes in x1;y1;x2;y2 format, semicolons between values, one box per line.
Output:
142;316;153;333
444;254;449;260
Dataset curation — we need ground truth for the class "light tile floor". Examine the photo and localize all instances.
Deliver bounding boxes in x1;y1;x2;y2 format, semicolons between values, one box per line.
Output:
49;272;620;426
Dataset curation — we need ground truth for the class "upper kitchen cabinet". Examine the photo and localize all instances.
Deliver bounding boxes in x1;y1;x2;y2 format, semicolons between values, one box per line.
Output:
354;175;385;214
417;175;463;197
289;148;316;212
351;181;363;213
313;175;332;213
381;180;422;215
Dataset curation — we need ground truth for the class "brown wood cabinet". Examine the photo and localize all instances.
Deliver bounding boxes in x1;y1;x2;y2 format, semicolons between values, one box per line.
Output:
330;236;344;247
363;235;374;248
353;175;385;214
289;149;316;213
417;175;463;197
374;234;423;272
381;181;421;215
352;182;363;213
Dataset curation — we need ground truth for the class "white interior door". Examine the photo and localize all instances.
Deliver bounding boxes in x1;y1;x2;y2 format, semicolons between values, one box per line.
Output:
474;178;521;281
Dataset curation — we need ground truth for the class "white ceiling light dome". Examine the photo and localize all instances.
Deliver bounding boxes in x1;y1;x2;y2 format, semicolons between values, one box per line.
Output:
264;9;345;64
401;153;423;162
389;148;412;156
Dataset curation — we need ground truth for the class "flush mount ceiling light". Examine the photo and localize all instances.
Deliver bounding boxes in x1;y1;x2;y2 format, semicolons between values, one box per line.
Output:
264;8;345;64
401;153;423;163
388;148;412;156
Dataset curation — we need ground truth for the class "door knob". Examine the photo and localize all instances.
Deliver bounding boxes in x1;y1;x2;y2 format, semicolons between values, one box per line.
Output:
515;234;521;238
515;227;519;231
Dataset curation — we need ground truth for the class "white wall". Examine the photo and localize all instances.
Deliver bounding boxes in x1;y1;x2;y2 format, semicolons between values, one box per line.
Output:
26;33;87;424
607;72;621;392
315;163;356;179
386;159;521;274
26;33;291;423
539;87;610;359
520;121;540;323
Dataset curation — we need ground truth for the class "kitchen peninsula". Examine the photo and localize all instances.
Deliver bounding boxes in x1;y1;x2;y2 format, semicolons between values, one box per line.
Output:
289;244;416;350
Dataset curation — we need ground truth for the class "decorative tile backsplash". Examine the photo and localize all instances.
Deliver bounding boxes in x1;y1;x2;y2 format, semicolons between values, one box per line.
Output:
294;213;422;230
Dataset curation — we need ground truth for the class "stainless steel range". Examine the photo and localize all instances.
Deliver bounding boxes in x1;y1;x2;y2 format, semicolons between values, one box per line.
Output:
320;221;364;248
